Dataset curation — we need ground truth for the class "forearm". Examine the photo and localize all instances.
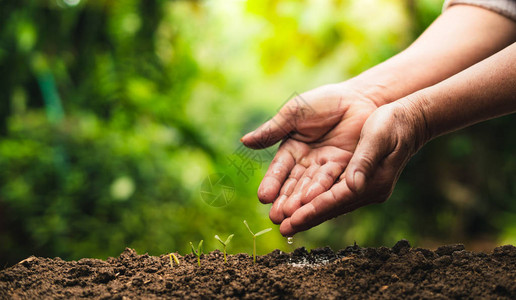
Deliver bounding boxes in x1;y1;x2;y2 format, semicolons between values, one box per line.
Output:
401;42;516;146
346;4;516;105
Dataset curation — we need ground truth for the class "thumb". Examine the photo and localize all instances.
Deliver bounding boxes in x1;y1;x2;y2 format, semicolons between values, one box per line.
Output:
345;130;392;195
241;108;296;149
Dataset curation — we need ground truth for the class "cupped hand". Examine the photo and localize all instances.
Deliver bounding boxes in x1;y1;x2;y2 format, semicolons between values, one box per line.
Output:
260;139;353;226
279;101;427;236
240;83;380;232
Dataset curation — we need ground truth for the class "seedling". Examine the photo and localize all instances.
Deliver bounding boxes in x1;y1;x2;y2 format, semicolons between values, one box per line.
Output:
243;220;272;264
169;253;180;267
215;234;234;264
190;240;203;267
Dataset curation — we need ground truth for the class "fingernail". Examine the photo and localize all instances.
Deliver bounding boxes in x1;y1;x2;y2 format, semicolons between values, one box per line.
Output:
353;171;366;194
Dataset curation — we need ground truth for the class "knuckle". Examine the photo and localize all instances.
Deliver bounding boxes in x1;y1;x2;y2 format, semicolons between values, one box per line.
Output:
358;154;376;173
318;169;336;187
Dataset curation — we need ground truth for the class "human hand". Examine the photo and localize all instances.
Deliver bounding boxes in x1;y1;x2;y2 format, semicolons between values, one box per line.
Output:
278;39;516;235
241;83;379;228
241;83;378;152
279;101;427;236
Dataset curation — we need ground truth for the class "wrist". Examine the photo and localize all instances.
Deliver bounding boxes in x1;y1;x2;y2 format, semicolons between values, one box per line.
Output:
387;95;432;155
339;77;393;107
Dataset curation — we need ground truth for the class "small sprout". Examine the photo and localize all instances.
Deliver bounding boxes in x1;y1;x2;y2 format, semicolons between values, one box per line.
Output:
215;234;234;264
190;240;203;267
169;253;180;267
243;220;272;264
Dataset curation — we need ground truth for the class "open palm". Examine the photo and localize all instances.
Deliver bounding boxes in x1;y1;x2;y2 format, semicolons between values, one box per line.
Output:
277;103;423;236
241;83;379;232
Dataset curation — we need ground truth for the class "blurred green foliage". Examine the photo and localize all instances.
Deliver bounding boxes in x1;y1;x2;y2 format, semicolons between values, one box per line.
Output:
1;0;515;267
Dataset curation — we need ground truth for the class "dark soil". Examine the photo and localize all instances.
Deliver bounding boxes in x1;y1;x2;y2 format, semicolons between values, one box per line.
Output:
1;240;515;299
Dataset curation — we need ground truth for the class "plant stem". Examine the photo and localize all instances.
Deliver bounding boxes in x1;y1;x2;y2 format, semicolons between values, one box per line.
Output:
253;236;256;264
223;246;227;264
172;253;180;265
197;256;200;267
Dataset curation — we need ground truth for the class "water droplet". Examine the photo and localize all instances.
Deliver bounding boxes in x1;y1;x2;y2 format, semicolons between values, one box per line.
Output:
287;237;293;245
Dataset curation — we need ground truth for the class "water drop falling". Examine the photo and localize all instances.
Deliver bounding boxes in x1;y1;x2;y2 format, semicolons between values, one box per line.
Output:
287;237;293;245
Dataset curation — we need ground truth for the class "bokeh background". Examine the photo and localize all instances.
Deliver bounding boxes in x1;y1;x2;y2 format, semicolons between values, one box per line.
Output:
1;0;515;268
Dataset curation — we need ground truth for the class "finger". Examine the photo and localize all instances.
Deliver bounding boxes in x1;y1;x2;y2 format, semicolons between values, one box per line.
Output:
269;164;305;224
240;120;289;149
257;149;295;204
269;195;287;225
300;161;347;205
281;164;319;217
279;181;361;236
241;96;307;149
279;164;306;196
345;127;392;195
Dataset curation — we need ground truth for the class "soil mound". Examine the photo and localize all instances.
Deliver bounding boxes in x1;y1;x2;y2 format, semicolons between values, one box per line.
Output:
1;240;515;299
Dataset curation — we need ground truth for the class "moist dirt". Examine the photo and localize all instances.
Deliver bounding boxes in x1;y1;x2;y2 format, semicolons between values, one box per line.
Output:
1;240;515;299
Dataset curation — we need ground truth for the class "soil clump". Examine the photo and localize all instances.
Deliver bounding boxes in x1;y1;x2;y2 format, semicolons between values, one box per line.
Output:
1;240;515;299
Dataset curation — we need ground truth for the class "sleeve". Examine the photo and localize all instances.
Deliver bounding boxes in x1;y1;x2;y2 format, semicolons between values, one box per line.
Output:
443;0;516;22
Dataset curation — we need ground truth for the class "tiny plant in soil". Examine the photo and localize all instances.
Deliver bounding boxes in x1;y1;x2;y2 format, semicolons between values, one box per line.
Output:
169;253;180;267
215;234;234;264
190;240;203;267
243;220;272;264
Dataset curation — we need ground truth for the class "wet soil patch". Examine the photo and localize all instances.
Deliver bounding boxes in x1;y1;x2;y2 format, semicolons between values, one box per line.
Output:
1;240;515;299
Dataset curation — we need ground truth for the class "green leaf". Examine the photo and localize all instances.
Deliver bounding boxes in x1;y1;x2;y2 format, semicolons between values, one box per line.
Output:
225;234;234;245
198;240;204;254
189;241;197;255
255;228;272;237
214;235;224;245
170;253;180;265
190;240;203;256
243;220;254;235
215;234;233;246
